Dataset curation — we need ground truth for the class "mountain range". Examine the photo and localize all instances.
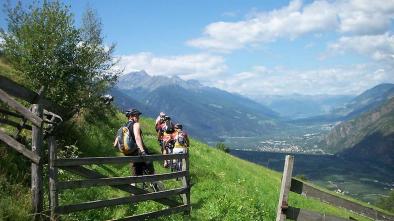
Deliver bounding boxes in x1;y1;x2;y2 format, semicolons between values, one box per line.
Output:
330;83;394;120
113;71;279;141
253;94;353;119
323;97;394;165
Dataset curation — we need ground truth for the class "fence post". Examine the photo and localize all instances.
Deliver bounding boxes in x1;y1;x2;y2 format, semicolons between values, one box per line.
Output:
48;136;58;221
276;155;294;221
31;103;44;220
181;150;191;215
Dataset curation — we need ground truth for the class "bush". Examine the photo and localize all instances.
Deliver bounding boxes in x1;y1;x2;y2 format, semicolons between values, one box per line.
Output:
378;190;394;212
215;142;230;153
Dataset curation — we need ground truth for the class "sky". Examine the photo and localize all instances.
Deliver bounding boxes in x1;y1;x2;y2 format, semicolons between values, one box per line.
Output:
1;0;394;97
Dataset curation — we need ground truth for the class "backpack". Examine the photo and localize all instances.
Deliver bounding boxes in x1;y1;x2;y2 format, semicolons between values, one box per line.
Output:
164;120;174;133
177;131;187;147
115;121;138;155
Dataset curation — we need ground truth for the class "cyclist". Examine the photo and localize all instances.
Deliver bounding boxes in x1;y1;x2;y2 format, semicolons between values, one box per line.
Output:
171;123;190;171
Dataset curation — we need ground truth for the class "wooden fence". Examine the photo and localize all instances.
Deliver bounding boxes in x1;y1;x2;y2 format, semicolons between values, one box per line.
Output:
49;141;191;220
276;155;394;221
1;75;191;220
0;76;63;220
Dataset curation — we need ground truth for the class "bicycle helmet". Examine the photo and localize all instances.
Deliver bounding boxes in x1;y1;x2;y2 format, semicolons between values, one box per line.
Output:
125;108;142;117
174;123;182;129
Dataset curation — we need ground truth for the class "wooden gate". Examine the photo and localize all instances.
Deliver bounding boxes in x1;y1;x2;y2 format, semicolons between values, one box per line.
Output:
1;75;191;220
0;75;63;220
48;142;191;220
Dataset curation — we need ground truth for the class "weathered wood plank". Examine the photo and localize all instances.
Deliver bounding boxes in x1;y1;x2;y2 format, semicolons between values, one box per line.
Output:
286;206;351;221
276;155;294;221
55;187;187;214
59;165;180;207
57;171;188;190
0;76;36;103
112;205;190;221
48;136;58;221
181;151;191;215
290;178;394;221
0;108;24;118
0;88;42;127
0;118;32;130
55;153;188;166
31;104;44;221
0;129;40;164
0;76;62;115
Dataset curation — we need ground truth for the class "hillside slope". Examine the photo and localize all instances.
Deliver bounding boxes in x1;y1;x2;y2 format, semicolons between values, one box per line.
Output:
331;83;394;120
323;97;394;165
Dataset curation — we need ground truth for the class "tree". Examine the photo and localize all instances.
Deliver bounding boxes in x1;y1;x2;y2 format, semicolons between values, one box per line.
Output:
0;1;119;113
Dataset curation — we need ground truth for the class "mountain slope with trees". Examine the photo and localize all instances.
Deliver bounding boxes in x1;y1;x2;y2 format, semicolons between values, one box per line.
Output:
323;97;394;165
331;83;394;120
115;71;279;141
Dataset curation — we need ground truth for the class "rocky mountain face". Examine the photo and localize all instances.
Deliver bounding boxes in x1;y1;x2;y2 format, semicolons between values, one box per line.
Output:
114;71;280;141
323;97;394;165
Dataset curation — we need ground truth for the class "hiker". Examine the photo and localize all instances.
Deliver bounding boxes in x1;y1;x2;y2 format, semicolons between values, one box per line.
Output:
114;108;154;176
169;123;189;171
172;123;190;154
160;115;175;167
155;112;166;128
157;115;174;153
156;113;166;149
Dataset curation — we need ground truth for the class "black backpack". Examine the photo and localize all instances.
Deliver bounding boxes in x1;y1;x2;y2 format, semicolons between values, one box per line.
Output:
164;120;174;133
115;121;138;155
177;131;187;146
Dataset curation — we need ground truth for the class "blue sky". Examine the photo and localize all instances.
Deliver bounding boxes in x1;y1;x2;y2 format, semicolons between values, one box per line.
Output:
1;0;393;96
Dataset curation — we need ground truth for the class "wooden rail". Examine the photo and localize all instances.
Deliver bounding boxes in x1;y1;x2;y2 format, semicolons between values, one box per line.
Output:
55;153;188;166
57;171;188;190
0;75;62;113
58;165;180;207
49;143;191;221
0;88;43;127
0;75;64;220
0;129;40;164
276;155;394;221
290;179;394;221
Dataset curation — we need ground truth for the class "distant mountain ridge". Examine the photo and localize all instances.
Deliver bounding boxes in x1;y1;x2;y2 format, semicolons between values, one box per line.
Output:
323;97;394;165
290;83;394;123
114;71;280;141
330;83;394;120
253;94;354;119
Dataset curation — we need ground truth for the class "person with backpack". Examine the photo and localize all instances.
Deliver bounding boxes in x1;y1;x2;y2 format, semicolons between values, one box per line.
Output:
170;123;190;171
113;108;154;176
155;112;166;127
157;115;174;153
172;123;190;153
159;115;175;167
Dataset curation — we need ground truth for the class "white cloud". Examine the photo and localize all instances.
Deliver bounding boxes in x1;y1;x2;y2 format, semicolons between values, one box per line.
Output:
211;64;394;96
188;0;394;52
338;0;394;34
328;33;394;63
116;52;227;79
